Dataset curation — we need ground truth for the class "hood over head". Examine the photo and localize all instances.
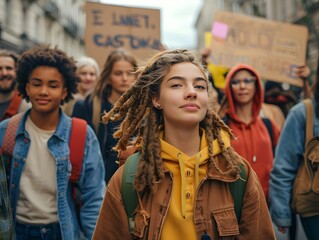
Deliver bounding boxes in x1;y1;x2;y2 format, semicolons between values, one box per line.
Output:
224;64;263;123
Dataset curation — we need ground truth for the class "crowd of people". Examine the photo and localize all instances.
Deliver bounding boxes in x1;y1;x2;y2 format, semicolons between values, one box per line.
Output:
0;44;317;240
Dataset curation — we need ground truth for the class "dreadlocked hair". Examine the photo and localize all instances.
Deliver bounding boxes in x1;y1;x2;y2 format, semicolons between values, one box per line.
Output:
313;55;319;118
102;49;242;193
202;110;243;177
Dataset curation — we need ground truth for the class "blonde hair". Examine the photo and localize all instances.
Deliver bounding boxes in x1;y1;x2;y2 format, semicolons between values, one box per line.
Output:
103;49;241;193
76;56;100;76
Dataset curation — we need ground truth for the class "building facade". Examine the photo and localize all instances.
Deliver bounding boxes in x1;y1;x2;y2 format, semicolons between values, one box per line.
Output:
0;0;87;58
195;0;319;77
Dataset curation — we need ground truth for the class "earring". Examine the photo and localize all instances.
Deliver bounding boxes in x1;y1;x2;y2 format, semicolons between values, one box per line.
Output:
156;104;161;109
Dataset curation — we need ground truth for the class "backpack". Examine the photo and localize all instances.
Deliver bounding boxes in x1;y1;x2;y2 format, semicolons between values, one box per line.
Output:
121;152;247;236
291;99;319;217
0;113;87;216
222;115;275;154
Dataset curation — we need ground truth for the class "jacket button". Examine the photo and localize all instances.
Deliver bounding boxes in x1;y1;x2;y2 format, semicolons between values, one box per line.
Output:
186;192;191;199
201;233;211;240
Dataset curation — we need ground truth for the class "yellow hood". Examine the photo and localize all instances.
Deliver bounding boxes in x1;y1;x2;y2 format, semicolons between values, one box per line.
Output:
160;128;230;218
161;129;230;161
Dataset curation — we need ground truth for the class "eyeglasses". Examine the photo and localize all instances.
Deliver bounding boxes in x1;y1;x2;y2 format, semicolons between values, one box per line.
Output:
230;77;256;88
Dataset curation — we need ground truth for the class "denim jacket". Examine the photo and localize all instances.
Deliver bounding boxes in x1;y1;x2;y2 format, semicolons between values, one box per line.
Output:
0;109;106;240
269;99;319;227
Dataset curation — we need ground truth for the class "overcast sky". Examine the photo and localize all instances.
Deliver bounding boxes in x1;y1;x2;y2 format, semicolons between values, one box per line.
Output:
99;0;203;49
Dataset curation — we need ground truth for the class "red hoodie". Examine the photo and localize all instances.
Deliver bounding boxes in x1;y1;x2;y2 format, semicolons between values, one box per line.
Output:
224;64;280;200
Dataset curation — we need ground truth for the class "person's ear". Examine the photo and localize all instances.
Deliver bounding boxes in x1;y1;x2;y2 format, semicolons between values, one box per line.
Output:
152;97;161;109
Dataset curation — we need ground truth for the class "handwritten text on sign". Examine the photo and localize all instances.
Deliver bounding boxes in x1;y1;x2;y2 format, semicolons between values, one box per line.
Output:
85;3;161;67
210;12;308;86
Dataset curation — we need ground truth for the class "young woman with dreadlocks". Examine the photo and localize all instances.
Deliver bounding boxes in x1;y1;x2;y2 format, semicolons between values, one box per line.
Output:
92;49;275;240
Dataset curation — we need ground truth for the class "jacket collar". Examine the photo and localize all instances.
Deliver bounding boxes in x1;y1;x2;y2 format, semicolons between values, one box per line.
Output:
16;108;71;143
206;157;240;183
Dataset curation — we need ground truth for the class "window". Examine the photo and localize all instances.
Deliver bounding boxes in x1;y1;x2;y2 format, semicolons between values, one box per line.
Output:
5;0;12;26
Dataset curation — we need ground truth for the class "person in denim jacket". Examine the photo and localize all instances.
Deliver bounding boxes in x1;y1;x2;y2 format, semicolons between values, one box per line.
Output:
0;46;105;240
269;59;319;239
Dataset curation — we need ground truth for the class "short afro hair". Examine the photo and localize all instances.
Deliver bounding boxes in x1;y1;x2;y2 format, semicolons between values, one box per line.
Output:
16;46;79;103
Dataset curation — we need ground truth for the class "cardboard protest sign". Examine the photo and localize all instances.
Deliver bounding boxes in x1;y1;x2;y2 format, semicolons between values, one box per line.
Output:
205;32;229;89
85;2;161;67
210;11;308;87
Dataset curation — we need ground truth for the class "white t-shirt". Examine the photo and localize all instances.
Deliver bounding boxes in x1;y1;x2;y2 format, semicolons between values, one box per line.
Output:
16;116;58;224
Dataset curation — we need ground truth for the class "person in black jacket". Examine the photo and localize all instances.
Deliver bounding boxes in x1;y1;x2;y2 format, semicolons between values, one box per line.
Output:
72;49;137;183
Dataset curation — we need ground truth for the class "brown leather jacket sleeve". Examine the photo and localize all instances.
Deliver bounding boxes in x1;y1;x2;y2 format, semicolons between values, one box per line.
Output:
92;158;275;239
237;162;275;239
92;166;131;240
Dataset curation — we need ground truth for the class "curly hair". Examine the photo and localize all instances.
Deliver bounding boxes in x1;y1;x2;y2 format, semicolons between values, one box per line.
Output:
102;49;242;193
16;46;79;103
0;49;19;68
93;48;137;100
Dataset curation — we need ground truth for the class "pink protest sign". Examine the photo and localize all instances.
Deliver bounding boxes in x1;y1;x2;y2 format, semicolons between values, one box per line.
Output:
211;21;228;39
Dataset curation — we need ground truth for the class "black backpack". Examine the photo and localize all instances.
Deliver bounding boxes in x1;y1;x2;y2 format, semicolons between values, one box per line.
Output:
222;115;275;154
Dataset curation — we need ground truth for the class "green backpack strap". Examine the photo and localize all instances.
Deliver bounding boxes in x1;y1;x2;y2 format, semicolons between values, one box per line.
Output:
122;153;247;233
229;164;247;223
121;152;141;233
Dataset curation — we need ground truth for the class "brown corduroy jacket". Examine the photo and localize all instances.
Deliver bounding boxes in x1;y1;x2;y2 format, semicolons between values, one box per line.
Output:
92;156;275;240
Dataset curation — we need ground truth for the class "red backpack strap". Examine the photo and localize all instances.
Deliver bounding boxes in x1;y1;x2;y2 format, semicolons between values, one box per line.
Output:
2;113;24;155
69;117;87;183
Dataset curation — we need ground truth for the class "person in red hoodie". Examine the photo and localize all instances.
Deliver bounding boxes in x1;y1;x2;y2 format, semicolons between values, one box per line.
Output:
219;64;280;200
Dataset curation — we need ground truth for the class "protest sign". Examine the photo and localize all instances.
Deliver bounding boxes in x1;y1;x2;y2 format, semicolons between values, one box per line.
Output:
85;2;161;67
205;32;229;89
210;11;308;86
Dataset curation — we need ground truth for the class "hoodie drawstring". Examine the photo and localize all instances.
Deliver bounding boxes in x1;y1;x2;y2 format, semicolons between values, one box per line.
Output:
195;153;201;187
177;152;186;218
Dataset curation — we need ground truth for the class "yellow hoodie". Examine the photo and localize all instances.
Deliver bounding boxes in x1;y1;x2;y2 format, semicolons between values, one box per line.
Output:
160;129;230;240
